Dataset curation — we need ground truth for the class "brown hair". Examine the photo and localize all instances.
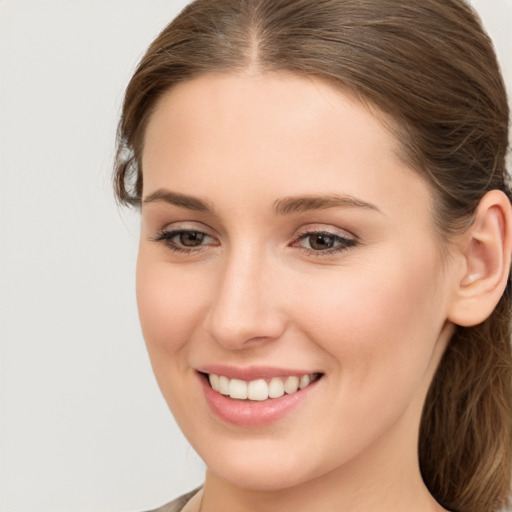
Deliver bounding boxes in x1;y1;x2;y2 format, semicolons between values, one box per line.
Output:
114;1;512;510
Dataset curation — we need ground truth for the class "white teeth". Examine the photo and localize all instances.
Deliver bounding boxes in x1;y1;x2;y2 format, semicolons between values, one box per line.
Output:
219;375;230;395
299;374;310;389
209;374;220;392
229;379;248;399
268;377;285;398
248;379;269;401
284;376;299;394
207;373;318;400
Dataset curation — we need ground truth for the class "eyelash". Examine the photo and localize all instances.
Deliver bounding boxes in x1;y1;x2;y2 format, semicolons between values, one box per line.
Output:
152;228;358;256
153;229;217;254
293;230;358;256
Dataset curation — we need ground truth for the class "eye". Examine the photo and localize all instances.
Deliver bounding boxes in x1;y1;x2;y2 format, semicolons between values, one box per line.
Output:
153;228;218;253
293;229;357;255
175;230;206;247
304;233;338;251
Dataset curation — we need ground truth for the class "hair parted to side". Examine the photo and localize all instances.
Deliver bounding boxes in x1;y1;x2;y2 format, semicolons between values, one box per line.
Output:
114;1;512;511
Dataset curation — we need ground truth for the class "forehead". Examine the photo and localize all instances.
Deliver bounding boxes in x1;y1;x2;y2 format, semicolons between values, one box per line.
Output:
141;72;432;223
144;72;395;150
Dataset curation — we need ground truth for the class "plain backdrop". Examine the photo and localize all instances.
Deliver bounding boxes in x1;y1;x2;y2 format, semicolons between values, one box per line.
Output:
0;1;511;511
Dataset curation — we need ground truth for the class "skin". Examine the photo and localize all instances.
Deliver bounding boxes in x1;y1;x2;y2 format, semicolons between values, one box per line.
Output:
137;72;462;512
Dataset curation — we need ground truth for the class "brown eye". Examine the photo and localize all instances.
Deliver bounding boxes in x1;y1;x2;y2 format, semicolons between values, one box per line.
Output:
154;228;217;253
293;230;357;255
179;231;205;247
308;233;336;250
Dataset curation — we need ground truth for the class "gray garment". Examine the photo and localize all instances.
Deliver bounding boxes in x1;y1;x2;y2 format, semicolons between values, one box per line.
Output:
145;488;201;512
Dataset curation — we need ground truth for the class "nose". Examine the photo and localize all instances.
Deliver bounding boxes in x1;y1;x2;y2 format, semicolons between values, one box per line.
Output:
204;246;287;349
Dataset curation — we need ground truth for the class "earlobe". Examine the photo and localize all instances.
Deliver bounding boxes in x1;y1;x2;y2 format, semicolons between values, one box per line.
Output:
448;190;512;327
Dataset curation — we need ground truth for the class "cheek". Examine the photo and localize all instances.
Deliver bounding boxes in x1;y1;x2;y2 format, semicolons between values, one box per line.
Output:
136;253;208;366
135;252;216;421
292;249;446;391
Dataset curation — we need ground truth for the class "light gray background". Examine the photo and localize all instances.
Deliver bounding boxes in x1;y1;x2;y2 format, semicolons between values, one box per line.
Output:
1;1;511;511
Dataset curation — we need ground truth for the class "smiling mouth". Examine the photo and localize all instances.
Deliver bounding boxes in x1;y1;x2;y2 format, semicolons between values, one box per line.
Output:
204;372;323;401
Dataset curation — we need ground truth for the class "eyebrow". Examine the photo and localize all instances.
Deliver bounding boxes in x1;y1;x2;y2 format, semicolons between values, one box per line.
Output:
143;189;212;212
142;189;381;215
273;195;381;215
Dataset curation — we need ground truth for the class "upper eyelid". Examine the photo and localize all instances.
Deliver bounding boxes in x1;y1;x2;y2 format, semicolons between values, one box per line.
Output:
293;224;357;240
159;227;217;241
158;221;215;234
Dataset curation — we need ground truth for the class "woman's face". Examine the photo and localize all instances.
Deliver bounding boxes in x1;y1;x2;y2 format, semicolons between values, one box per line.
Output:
137;73;458;491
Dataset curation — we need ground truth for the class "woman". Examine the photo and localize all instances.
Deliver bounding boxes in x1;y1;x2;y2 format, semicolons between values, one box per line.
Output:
114;1;512;511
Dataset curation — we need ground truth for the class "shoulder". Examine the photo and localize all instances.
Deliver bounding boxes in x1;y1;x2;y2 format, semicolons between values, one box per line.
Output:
143;488;202;512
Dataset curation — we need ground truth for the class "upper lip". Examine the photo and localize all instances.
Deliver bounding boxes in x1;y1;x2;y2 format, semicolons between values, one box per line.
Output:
197;364;321;381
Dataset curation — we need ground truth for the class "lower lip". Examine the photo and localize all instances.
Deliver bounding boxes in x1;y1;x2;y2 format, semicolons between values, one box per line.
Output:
199;374;320;427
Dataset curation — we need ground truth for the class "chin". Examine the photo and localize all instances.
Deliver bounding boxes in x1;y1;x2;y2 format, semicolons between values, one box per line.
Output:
206;455;320;492
193;430;348;493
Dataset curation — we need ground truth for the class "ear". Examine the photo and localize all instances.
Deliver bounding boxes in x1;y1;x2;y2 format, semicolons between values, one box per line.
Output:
448;190;512;327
